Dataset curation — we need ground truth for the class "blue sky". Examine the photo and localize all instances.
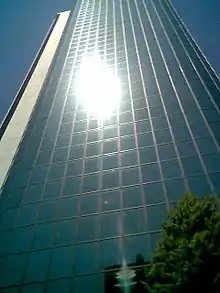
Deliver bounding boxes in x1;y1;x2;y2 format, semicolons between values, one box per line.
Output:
0;0;219;123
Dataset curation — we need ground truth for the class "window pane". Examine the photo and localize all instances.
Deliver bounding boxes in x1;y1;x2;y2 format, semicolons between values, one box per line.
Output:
86;142;101;157
161;160;182;179
210;173;220;194
101;213;121;238
48;163;65;180
38;201;57;222
30;166;47;184
168;112;185;126
101;190;121;211
36;150;51;166
120;111;133;123
103;154;119;170
17;203;38;226
77;215;98;242
190;122;210;138
25;250;51;282
72;274;102;293
44;180;62;199
196;137;218;155
203;153;220;172
25;184;44;202
123;152;139;170
187;175;212;197
55;219;75;245
2;254;27;286
177;141;197;157
150;104;164;117
165;178;186;201
103;139;118;154
155;129;172;144
79;193;98;215
50;246;73;278
144;181;165;205
99;239;121;268
122;167;139;187
2;189;23;210
149;232;161;255
122;185;142;208
123;208;145;235
72;132;86;145
10;226;33;253
137;132;154;147
69;145;84;160
58;197;78;219
56;135;70;148
136;120;151;134
147;204;167;231
158;143;176;160
0;231;13;256
142;163;161;183
59;123;73;135
182;157;204;176
32;223;54;249
124;235;151;264
84;157;100;173
120;123;134;136
133;98;147;110
88;130;100;142
135;108;149;121
172;125;191;142
102;170;119;189
121;135;136;150
139;146;157;164
74;120;87;132
67;159;83;176
22;284;44;293
46;279;71;293
83;174;99;192
63;177;81;196
103;126;117;139
152;116;168;130
74;243;97;274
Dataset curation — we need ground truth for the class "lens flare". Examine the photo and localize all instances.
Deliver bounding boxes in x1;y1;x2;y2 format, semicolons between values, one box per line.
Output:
74;52;121;121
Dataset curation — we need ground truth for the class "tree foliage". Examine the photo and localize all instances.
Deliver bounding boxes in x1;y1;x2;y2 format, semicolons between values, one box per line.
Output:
145;193;220;293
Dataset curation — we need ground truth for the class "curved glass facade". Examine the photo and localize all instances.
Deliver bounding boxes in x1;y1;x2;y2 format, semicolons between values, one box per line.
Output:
0;0;220;292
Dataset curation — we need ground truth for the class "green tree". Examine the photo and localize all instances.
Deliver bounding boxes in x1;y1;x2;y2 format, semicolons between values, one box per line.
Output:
145;193;220;293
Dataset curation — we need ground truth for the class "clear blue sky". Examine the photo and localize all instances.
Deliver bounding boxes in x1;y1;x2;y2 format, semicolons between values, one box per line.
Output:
0;0;219;123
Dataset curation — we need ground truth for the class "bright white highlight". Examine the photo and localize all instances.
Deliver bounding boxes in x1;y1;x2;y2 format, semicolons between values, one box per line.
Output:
75;53;121;121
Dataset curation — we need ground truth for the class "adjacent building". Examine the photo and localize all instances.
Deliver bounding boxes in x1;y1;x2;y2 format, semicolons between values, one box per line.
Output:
0;0;220;292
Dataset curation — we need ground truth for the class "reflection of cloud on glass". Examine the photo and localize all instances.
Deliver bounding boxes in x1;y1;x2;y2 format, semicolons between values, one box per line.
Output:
74;52;121;121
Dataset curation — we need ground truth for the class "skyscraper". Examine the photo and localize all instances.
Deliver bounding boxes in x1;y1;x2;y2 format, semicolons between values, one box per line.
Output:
0;0;220;292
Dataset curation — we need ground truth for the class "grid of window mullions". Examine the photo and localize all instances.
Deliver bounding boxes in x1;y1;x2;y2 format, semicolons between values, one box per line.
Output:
1;0;220;289
150;0;219;192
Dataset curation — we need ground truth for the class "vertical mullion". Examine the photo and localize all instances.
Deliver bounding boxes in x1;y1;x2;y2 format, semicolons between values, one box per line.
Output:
79;0;97;197
113;0;122;210
119;0;150;251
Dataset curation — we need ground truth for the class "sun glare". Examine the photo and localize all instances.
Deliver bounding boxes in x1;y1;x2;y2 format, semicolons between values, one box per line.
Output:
74;53;121;121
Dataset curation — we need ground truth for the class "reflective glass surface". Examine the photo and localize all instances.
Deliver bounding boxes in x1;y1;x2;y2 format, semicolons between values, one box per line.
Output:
0;0;220;292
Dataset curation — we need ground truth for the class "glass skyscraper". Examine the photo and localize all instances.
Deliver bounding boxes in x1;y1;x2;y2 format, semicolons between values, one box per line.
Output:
0;0;220;292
